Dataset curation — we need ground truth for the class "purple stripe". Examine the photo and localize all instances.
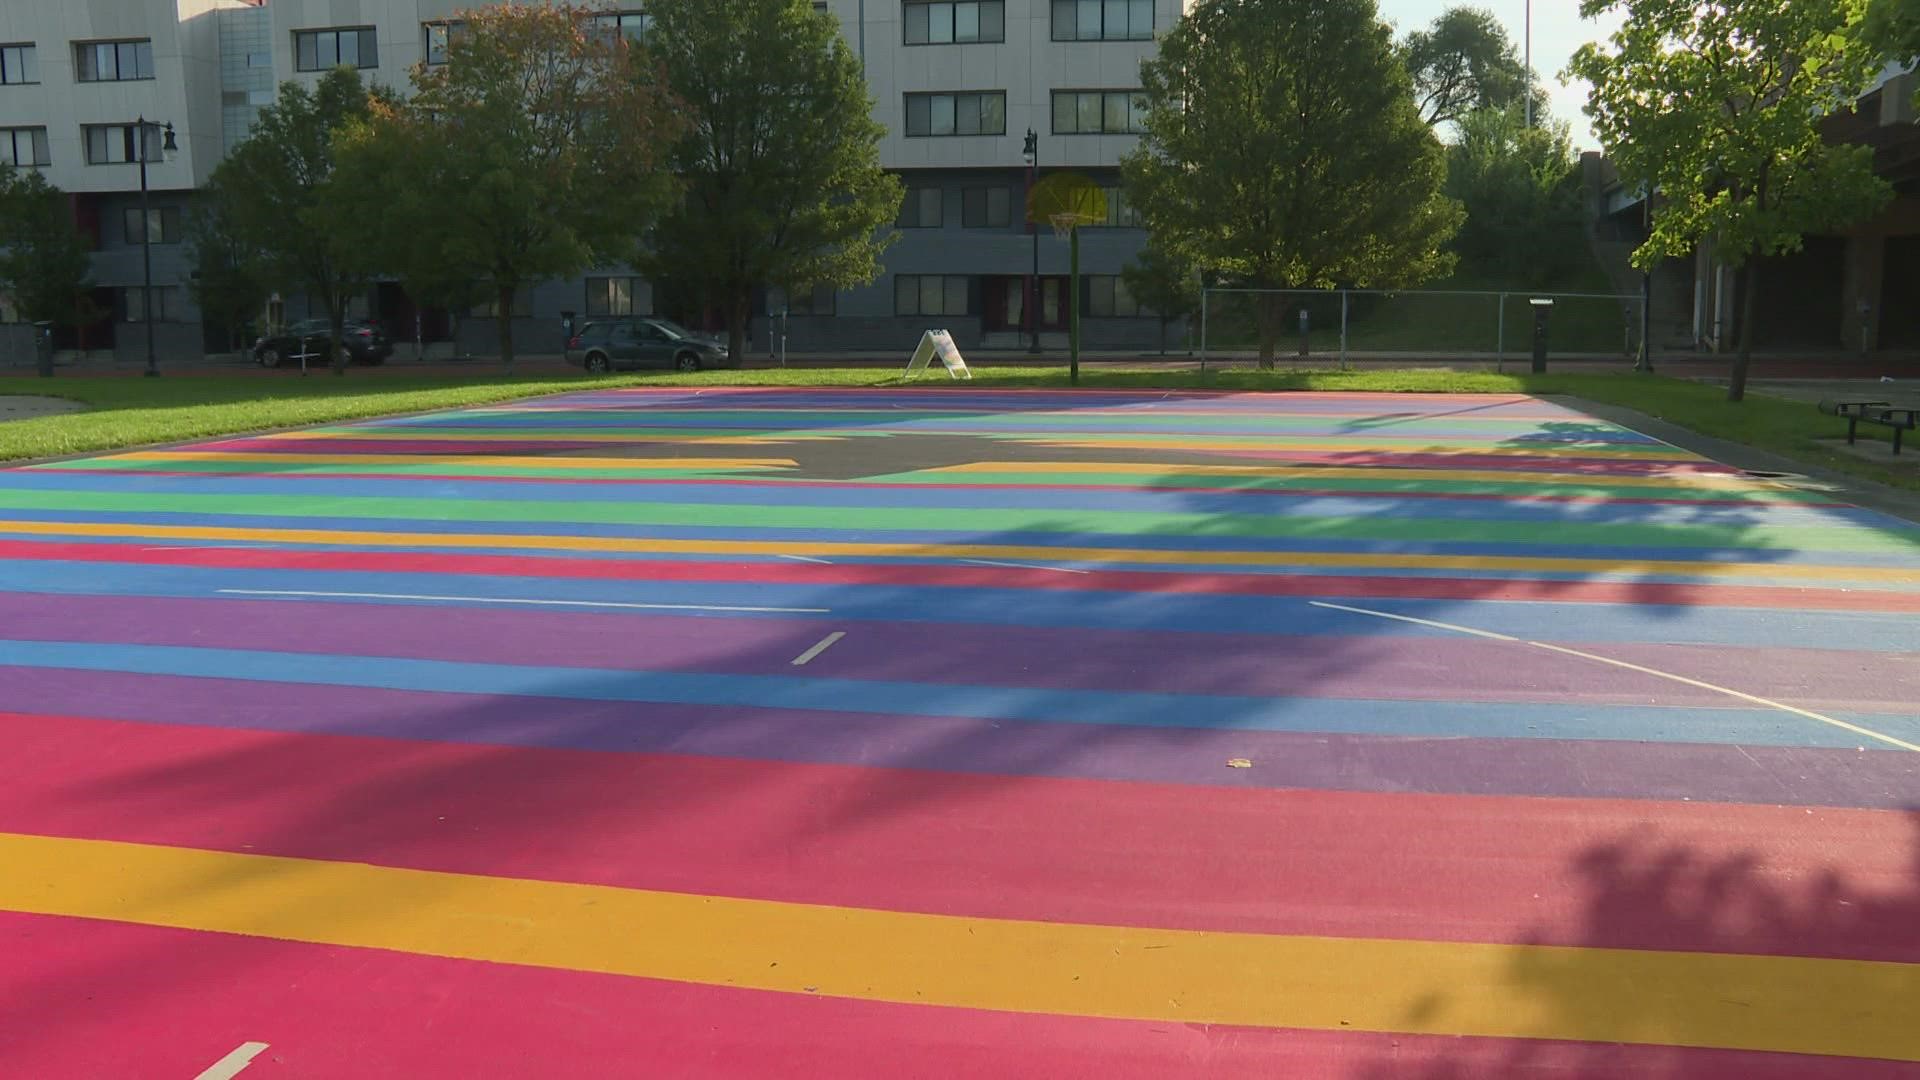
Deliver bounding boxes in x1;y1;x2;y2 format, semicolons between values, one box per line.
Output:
5;593;1913;715
7;668;1914;809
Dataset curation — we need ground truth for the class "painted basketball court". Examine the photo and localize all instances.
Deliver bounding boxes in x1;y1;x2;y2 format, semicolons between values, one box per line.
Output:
0;387;1915;1076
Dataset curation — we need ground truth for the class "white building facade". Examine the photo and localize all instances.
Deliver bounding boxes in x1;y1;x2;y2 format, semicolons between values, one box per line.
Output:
1;0;1185;361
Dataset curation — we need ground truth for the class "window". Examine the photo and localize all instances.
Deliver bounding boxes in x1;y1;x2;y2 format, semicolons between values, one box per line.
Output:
124;207;182;245
471;285;534;318
1052;90;1146;134
1086;275;1149;317
904;1;1004;44
896;186;943;227
75;39;154;82
894;275;970;316
585;276;653;317
586;12;649;47
295;28;377;72
423;21;468;66
1092;185;1143;227
83;124;165;165
904;91;1005;136
1051;0;1152;40
0;44;37;85
1;127;49;167
772;284;835;316
961;186;1010;228
123;286;181;323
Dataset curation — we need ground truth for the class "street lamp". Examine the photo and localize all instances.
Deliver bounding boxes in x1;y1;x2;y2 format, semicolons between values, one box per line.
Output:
1522;0;1532;129
136;117;178;377
1023;128;1040;355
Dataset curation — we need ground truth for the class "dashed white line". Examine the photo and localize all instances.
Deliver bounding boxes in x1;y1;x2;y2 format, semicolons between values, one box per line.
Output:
216;589;830;614
960;558;1090;575
790;631;847;666
780;554;833;565
194;1041;270;1080
1310;600;1920;753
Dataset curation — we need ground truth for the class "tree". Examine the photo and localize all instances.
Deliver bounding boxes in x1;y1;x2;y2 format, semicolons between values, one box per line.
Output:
211;67;374;374
332;3;682;371
1124;0;1461;368
1445;104;1588;284
1569;0;1891;402
0;167;100;342
642;0;901;360
186;172;270;354
1867;0;1920;63
1120;242;1199;354
1404;6;1547;130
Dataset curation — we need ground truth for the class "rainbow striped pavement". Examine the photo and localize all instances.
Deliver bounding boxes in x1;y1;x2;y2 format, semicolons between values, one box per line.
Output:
1;387;1917;1078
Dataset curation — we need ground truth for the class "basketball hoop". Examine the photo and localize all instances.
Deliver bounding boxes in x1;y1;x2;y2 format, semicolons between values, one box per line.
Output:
1049;212;1081;240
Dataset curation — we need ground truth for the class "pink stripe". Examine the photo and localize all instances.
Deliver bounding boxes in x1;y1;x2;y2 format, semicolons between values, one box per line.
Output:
1;713;1913;963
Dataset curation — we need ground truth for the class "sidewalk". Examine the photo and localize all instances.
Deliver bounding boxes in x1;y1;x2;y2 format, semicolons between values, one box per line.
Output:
9;348;1920;381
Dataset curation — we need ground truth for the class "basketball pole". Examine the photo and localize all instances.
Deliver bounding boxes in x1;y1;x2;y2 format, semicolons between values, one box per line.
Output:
1069;224;1081;386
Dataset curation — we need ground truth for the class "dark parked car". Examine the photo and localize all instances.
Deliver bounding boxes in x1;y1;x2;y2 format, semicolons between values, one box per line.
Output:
253;318;393;368
568;318;732;373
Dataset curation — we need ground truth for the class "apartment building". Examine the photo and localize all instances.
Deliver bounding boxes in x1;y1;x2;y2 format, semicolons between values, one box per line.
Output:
2;0;1183;361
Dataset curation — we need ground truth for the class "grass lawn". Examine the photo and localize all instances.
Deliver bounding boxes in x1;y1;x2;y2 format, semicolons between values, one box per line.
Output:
2;366;1913;494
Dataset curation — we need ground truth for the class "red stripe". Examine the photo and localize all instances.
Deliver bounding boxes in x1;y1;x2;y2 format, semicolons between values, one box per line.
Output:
1;712;1912;963
2;537;1912;612
1;911;1871;1079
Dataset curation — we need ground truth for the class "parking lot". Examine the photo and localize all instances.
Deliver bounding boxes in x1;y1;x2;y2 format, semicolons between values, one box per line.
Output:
0;386;1916;1077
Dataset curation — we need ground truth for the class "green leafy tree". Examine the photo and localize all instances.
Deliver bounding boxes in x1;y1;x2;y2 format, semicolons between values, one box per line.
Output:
1569;0;1891;401
0;167;100;341
186;172;270;354
642;0;901;360
1125;0;1461;368
1867;0;1920;63
1404;6;1549;129
1445;104;1588;284
211;67;375;374
332;2;682;370
1119;242;1199;354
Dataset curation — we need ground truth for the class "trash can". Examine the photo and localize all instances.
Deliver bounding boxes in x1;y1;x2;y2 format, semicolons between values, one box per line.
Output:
33;321;53;378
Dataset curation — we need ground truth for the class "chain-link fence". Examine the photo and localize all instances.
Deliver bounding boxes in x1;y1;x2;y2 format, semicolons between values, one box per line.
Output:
1196;288;1648;370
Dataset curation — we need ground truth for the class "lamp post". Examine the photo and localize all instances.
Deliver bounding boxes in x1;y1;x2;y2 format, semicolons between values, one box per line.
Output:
135;117;177;378
1637;189;1654;373
1522;0;1532;130
1023;128;1039;355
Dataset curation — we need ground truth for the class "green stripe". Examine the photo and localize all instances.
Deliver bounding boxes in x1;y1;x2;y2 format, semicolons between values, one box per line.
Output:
0;488;1910;552
862;470;1826;503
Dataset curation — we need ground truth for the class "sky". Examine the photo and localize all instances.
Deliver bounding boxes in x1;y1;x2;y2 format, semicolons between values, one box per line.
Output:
1376;0;1628;151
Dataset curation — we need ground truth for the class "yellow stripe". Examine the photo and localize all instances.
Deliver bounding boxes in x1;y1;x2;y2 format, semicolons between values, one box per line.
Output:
0;833;1910;1059
941;461;1761;490
0;518;1908;585
262;430;842;445
114;451;797;470
1010;437;1692;460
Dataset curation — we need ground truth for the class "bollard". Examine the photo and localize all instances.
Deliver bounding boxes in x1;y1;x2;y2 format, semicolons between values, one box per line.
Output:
1530;298;1554;374
1297;308;1310;358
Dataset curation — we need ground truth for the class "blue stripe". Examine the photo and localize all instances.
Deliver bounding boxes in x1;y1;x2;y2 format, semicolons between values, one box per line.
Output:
1;638;1905;750
2;560;1914;649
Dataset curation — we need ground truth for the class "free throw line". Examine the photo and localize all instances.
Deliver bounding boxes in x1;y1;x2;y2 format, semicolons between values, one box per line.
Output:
1309;601;1920;753
791;631;847;666
217;589;829;615
194;1042;270;1080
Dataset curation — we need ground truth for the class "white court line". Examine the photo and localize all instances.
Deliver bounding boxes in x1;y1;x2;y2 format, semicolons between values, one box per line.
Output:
194;1042;270;1080
791;631;846;666
780;554;833;565
217;589;829;615
1309;600;1920;753
960;558;1090;575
